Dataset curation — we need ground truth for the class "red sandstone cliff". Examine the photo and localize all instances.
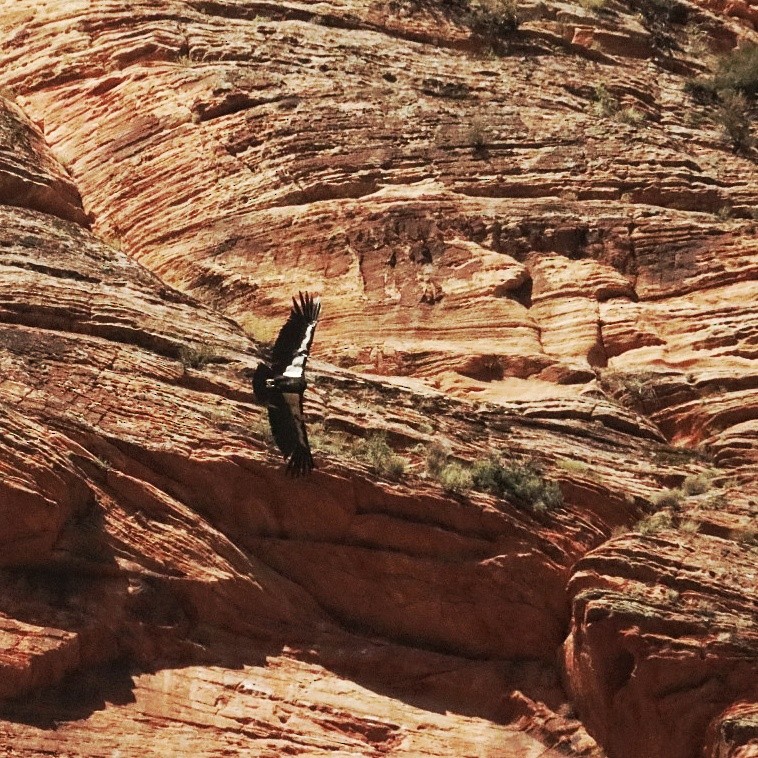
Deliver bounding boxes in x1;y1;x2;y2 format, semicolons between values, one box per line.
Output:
0;0;756;756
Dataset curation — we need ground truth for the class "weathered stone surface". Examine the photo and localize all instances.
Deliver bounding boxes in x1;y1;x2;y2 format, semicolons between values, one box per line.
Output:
564;532;758;758
0;201;628;754
0;96;87;226
0;0;755;756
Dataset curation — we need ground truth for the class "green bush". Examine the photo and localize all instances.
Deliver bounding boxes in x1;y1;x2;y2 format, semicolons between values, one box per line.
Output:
438;462;473;494
650;488;684;509
466;0;520;36
636;510;674;534
716;90;754;153
471;456;563;513
358;432;407;480
426;441;451;476
682;473;711;496
712;44;758;98
592;83;619;117
178;342;217;369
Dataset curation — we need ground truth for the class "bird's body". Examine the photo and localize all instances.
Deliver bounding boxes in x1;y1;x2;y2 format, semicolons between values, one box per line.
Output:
253;292;321;476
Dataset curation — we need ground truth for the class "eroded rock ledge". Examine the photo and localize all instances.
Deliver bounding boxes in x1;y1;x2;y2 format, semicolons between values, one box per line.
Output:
0;0;756;756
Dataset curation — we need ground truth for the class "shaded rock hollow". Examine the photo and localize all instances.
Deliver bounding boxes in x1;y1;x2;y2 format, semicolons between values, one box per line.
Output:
0;0;756;756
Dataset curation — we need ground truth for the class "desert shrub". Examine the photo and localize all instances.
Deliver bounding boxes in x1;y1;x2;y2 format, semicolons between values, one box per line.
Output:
438;462;474;494
466;117;489;153
629;0;688;49
358;432;407;480
579;0;608;12
308;422;353;456
712;44;758;98
650;488;684;509
636;510;674;534
556;458;589;474
465;0;520;36
251;412;274;440
178;342;217;369
685;45;757;151
592;83;619;117
716;90;754;153
471;456;563;513
679;519;701;533
238;314;280;344
682;473;711;495
426;441;451;476
618;106;646;126
601;370;659;407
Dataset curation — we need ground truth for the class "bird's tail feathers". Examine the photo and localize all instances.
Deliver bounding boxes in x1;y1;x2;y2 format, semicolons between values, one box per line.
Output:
253;362;274;403
287;445;315;477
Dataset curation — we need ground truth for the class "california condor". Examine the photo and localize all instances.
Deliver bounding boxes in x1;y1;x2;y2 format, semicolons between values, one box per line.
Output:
253;292;321;476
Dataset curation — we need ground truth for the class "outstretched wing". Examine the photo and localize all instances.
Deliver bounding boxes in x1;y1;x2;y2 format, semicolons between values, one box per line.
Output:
271;291;321;378
267;390;315;476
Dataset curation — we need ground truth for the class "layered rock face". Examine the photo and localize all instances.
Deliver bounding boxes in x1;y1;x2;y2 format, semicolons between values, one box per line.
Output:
0;0;756;756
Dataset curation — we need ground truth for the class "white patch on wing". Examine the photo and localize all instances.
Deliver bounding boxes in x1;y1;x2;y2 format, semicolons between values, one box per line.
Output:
283;321;316;379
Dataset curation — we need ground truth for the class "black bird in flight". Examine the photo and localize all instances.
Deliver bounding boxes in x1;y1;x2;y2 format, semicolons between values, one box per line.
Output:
253;292;321;476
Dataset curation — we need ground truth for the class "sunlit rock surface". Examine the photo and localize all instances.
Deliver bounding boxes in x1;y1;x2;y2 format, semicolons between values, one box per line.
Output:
0;0;756;755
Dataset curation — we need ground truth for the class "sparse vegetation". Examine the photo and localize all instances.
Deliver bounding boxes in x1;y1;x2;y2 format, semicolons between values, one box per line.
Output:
438;462;474;494
578;0;608;12
556;458;590;474
471;456;563;514
357;432;408;480
178;342;218;370
711;44;758;98
592;83;619;117
464;0;520;38
591;85;646;127
685;45;757;153
617;106;646;126
252;415;274;443
736;528;758;546
716;90;754;153
426;440;452;476
651;488;684;510
636;510;674;534
629;0;688;50
95;455;111;472
601;370;659;407
715;204;734;221
467;118;489;153
679;519;701;533
683;473;711;496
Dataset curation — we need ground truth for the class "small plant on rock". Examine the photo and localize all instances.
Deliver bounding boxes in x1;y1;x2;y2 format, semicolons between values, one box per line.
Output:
650;488;684;510
716;90;754;153
178;342;217;370
466;117;489;154
683;473;711;496
358;432;408;480
618;106;646;126
592;83;619;117
426;441;452;476
579;0;608;12
636;510;674;534
712;44;758;98
465;0;520;37
472;455;563;514
438;462;474;494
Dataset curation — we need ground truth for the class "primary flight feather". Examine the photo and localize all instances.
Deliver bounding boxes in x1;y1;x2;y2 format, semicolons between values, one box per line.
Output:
253;292;321;476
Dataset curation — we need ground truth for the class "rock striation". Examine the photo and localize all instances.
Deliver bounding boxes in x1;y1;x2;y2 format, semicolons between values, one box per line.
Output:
0;0;756;756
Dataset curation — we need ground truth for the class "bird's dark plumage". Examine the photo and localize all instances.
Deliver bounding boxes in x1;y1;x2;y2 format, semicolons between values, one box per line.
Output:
253;292;321;476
